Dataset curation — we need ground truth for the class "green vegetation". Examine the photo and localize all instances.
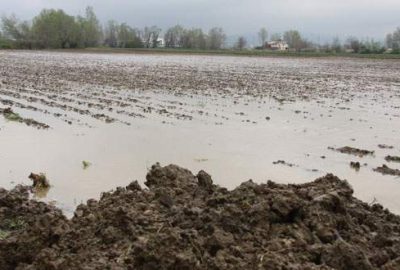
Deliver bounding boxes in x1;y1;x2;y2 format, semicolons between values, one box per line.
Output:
3;109;23;122
0;6;399;57
29;172;50;188
82;160;91;169
76;47;400;60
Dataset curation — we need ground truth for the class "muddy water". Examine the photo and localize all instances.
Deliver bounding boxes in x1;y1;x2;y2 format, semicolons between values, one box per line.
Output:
0;51;399;215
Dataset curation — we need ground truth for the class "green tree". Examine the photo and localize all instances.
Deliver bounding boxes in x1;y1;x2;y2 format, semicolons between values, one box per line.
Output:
360;39;385;54
32;9;79;48
1;14;33;48
118;23;142;48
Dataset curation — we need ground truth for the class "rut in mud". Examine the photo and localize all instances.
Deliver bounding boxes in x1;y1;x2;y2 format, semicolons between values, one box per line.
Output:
1;164;400;270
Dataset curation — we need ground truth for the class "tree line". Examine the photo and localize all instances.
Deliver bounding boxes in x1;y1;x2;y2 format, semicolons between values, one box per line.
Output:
1;7;399;54
0;7;227;50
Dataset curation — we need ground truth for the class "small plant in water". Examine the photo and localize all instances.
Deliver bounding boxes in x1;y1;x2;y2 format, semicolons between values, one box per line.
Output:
29;173;50;188
2;107;22;122
82;160;91;169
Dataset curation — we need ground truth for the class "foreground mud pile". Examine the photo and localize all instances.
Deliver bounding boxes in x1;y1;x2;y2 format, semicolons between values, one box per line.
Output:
1;164;400;270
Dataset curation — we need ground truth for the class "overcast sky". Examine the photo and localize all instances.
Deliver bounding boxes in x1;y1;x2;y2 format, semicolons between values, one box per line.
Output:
1;0;399;43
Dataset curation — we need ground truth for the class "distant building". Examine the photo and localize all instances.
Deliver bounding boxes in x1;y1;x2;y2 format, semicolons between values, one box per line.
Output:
156;38;165;48
265;40;289;51
142;37;165;48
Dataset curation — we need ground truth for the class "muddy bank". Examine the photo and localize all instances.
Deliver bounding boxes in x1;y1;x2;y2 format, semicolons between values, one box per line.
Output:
1;164;400;270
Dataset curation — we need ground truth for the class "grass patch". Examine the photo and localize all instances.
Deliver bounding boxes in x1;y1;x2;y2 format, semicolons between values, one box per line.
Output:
53;47;400;60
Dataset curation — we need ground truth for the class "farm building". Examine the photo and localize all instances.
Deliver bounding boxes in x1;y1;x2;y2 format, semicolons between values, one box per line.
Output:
265;40;289;51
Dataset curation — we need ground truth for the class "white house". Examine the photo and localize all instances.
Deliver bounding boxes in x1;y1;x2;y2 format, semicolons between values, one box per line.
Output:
266;40;289;51
156;38;165;48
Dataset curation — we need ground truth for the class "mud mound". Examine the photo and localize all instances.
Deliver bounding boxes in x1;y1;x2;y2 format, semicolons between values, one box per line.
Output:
1;164;400;270
0;186;67;269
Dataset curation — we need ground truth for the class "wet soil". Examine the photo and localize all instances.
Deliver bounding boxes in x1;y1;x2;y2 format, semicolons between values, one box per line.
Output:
378;144;394;150
374;165;400;176
1;164;400;270
385;156;400;163
1;51;400;128
0;50;400;216
329;146;374;157
350;161;361;171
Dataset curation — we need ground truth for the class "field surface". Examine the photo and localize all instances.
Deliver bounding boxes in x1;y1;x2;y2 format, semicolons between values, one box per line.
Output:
0;50;399;215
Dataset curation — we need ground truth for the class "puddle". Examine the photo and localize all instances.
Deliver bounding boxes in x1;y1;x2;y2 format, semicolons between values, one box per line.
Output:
0;51;399;215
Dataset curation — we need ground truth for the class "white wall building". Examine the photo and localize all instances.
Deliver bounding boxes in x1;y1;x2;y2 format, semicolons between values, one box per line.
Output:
266;40;289;51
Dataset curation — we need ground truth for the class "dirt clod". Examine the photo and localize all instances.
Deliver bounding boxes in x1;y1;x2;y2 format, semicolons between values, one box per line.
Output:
373;165;400;176
1;164;400;269
330;146;374;157
350;161;361;171
385;156;400;163
28;173;50;188
378;144;394;149
272;160;297;167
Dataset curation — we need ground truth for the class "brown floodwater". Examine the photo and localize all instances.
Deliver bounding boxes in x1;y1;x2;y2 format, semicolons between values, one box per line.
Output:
0;51;399;216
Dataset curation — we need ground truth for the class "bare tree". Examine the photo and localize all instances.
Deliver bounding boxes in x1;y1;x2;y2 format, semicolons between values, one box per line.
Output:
1;14;32;45
104;20;118;48
386;28;400;50
207;27;226;50
386;33;393;49
258;27;268;47
80;6;102;47
143;26;161;48
270;33;281;41
283;30;303;51
346;36;361;53
236;36;247;50
331;37;342;53
164;25;184;48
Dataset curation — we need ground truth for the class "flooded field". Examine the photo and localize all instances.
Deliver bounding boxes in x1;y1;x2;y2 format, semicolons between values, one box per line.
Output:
0;50;399;215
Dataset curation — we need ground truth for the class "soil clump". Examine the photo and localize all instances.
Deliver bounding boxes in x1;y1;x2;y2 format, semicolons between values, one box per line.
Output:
1;164;400;269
